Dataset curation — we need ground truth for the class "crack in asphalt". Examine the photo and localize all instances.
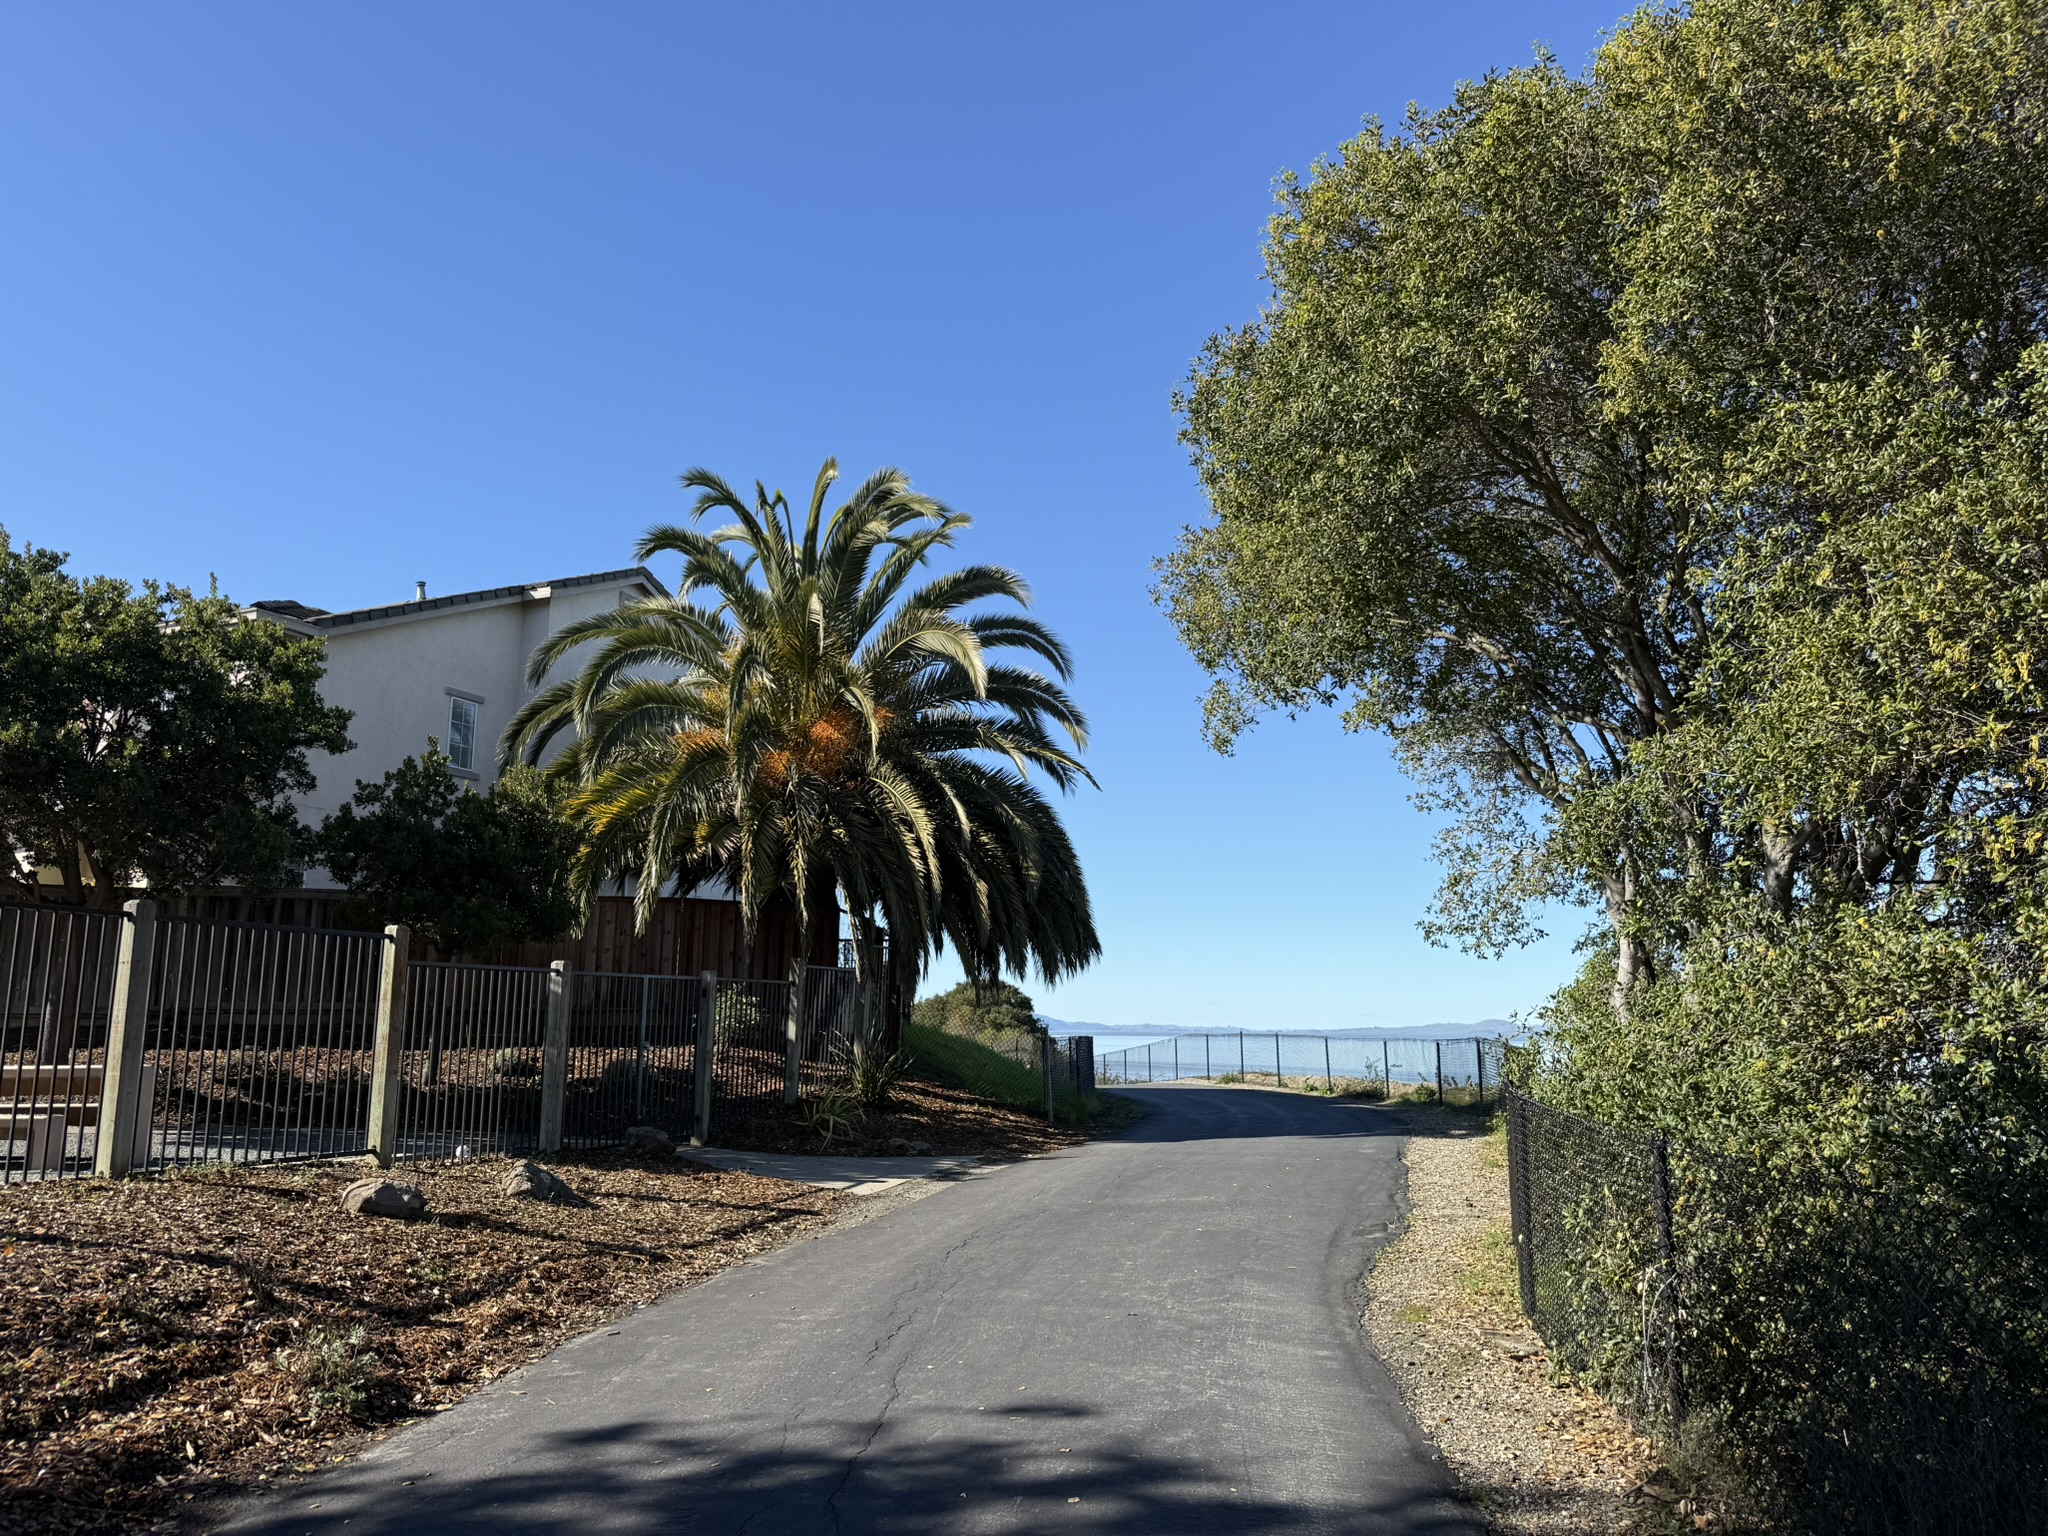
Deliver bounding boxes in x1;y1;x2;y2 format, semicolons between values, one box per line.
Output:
824;1227;985;1532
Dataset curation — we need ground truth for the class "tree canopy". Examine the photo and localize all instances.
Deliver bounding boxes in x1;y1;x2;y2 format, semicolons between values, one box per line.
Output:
1162;0;2048;988
0;533;351;907
1164;0;2048;1514
315;749;580;957
910;977;1041;1037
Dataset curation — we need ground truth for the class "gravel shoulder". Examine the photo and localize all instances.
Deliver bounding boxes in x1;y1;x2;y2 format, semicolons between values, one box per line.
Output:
1361;1107;1672;1536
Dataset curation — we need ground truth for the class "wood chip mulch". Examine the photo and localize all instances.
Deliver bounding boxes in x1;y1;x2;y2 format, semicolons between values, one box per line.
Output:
0;1151;840;1535
1364;1108;1716;1536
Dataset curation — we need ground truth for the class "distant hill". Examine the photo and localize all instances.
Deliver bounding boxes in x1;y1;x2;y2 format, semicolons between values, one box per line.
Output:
1039;1018;1517;1041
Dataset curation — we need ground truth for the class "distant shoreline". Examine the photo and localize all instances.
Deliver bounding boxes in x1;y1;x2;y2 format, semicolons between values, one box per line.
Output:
1041;1020;1518;1042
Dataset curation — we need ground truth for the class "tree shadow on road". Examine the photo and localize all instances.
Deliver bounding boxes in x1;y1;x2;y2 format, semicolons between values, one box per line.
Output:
211;1404;1479;1536
1105;1086;1409;1144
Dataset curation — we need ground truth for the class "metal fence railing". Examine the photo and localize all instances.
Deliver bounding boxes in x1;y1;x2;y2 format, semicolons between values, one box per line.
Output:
396;961;552;1160
1094;1032;1507;1107
904;1022;1098;1124
564;971;701;1147
0;898;877;1176
798;964;860;1097
710;975;793;1120
146;916;385;1171
1503;1088;1679;1424
0;902;122;1183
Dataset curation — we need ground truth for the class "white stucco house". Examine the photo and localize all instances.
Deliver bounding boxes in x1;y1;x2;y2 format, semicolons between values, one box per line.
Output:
232;568;837;976
242;566;668;897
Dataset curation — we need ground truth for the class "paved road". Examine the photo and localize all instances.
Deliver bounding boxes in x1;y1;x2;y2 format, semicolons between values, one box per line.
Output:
215;1087;1477;1536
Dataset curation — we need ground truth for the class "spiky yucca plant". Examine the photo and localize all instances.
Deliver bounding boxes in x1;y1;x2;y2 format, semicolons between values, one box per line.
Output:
502;460;1099;1003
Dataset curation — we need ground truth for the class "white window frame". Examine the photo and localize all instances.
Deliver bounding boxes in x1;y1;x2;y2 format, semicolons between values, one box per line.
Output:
444;690;483;777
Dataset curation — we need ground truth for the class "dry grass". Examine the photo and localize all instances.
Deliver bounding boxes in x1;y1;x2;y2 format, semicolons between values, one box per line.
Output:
0;1151;839;1534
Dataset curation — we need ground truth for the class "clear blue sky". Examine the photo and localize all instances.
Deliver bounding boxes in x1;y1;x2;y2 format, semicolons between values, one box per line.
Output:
1;1;1625;1031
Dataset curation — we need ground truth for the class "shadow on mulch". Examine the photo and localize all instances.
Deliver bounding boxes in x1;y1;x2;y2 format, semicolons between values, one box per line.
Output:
0;1150;839;1535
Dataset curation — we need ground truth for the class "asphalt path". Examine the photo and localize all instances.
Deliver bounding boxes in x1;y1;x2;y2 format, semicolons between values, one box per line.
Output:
213;1086;1478;1536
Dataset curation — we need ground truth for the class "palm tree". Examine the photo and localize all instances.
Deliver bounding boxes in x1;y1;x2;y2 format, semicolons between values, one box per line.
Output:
501;460;1099;1010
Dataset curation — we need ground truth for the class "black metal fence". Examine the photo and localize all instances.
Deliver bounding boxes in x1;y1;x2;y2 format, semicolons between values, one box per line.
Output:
1096;1032;1507;1107
1503;1089;1679;1424
1504;1086;2048;1534
398;961;552;1160
0;899;871;1181
0;903;121;1180
563;971;701;1147
147;916;385;1170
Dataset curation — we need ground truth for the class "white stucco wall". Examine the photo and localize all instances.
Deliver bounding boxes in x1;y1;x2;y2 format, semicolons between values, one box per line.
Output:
291;574;656;891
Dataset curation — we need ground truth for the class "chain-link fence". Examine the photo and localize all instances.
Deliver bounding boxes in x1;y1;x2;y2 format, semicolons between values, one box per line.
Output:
1095;1032;1507;1107
1505;1086;2048;1534
1503;1089;1679;1425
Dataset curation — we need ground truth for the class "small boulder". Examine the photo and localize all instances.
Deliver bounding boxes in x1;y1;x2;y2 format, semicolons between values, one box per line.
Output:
500;1159;582;1205
623;1125;675;1157
886;1137;933;1155
341;1177;426;1220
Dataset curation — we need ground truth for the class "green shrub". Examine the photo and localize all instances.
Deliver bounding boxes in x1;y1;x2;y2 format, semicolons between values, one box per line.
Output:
800;1086;864;1148
715;989;765;1045
1535;912;2048;1529
840;1043;912;1112
1406;1082;1437;1104
492;1048;540;1079
276;1325;379;1422
910;978;1039;1035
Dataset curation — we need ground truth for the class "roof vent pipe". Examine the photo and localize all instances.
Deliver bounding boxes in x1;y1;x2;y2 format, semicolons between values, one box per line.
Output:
414;581;427;602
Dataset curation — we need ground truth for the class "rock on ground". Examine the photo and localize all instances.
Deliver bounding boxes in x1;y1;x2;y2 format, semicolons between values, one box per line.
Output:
339;1178;427;1220
623;1125;676;1157
500;1159;582;1205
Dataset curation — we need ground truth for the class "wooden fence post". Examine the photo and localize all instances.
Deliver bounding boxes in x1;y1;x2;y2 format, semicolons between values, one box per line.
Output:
95;899;156;1179
783;955;806;1105
538;960;572;1154
366;924;409;1168
691;970;716;1146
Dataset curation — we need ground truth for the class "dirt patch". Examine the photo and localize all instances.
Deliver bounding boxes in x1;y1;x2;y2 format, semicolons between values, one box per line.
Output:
0;1152;839;1534
1365;1107;1686;1535
710;1077;1140;1158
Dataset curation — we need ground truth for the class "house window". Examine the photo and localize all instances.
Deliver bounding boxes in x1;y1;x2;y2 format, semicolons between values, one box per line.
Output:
446;695;479;772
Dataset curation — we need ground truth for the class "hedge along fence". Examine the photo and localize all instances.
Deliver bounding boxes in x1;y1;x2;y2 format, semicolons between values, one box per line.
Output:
1505;1086;2048;1535
0;899;867;1182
